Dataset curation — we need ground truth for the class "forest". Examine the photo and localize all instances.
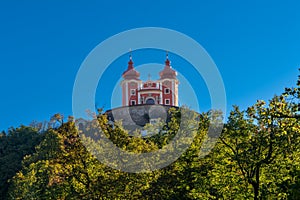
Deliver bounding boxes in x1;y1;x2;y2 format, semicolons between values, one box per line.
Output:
0;72;299;200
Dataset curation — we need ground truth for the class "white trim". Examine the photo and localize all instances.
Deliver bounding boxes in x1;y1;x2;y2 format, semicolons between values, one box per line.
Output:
172;81;174;106
145;97;155;101
175;81;178;106
159;91;162;104
160;78;178;82
125;83;128;106
138;90;162;94
121;79;142;84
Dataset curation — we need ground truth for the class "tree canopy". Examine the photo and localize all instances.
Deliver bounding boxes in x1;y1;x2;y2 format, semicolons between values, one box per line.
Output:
0;72;299;199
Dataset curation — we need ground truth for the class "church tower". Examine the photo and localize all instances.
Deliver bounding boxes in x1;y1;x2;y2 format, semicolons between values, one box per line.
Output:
159;53;179;106
121;54;142;106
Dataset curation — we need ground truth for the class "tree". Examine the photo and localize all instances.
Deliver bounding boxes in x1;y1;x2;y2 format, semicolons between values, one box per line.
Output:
211;74;300;199
142;109;218;199
0;126;42;199
8;122;105;199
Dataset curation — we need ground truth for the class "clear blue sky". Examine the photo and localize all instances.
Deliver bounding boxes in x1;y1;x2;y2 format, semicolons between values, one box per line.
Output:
0;0;299;131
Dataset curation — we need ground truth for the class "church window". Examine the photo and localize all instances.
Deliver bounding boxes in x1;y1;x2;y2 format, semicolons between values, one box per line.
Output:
165;88;170;94
165;99;170;105
131;89;136;95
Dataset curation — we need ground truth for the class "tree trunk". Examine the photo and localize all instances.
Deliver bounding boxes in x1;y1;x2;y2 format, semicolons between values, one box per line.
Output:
253;165;260;200
253;183;259;200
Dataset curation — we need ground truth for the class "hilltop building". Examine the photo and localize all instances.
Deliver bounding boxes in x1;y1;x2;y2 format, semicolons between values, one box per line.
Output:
121;53;179;107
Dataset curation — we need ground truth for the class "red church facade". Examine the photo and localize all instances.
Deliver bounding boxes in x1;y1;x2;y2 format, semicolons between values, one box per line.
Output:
121;53;179;107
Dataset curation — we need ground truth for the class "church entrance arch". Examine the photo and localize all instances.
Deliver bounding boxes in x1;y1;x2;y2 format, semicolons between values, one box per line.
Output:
145;98;155;105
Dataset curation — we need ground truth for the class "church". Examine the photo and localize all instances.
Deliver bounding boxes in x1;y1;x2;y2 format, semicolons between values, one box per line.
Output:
121;53;179;107
103;53;180;131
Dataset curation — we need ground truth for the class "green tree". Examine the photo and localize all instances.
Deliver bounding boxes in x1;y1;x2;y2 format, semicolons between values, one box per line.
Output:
142;109;217;199
0;126;42;199
211;75;300;199
8;121;106;199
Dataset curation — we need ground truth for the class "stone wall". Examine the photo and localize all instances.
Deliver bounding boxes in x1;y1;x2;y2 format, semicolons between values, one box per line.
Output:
105;105;178;130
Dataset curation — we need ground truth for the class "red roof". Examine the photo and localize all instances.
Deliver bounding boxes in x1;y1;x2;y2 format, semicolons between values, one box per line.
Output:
159;58;177;79
122;58;140;80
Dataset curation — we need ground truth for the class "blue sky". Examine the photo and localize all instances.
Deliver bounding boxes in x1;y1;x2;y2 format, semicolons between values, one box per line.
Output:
0;0;299;130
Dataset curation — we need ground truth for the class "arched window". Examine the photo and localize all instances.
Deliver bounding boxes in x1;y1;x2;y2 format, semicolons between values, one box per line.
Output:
146;98;155;105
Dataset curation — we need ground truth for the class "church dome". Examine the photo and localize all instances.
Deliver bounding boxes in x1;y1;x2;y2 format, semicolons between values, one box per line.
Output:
159;56;177;79
122;57;140;80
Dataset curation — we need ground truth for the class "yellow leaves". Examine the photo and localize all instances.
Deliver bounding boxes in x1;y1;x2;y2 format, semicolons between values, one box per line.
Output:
256;100;266;107
267;118;272;125
282;130;288;135
292;126;300;133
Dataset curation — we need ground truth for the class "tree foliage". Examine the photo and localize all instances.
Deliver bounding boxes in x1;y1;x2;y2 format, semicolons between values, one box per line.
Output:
0;126;42;199
1;72;299;199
